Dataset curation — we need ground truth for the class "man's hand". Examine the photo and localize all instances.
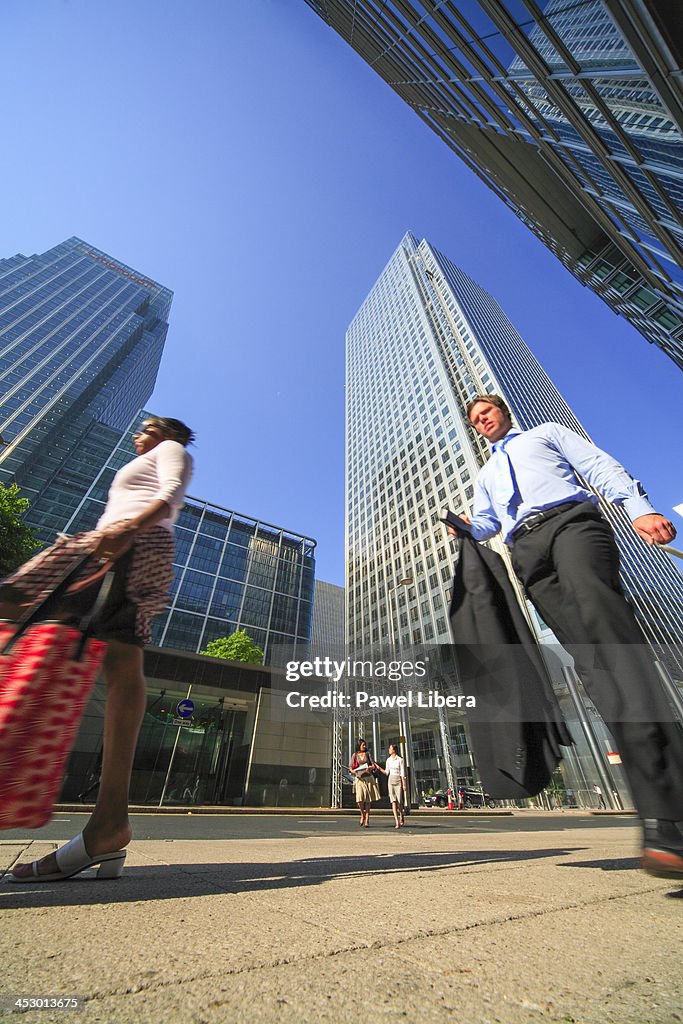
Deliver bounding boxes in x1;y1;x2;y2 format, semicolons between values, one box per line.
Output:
632;513;676;546
447;514;471;538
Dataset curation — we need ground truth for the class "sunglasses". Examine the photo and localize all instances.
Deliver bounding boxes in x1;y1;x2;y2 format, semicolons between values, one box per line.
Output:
133;425;161;437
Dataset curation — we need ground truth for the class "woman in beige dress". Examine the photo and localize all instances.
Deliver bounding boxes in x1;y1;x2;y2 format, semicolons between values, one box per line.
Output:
350;739;380;827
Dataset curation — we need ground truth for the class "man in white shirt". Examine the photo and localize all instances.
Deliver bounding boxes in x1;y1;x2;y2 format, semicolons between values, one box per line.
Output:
450;394;683;879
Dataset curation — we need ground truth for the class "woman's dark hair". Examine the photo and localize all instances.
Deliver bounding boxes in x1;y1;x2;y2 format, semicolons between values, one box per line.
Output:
388;743;398;756
148;416;196;447
356;739;367;752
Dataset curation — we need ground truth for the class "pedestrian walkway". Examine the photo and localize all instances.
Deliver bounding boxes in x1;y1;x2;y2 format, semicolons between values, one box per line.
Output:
2;819;681;1023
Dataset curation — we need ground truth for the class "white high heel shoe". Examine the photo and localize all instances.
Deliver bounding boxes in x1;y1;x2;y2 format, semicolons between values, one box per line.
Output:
9;832;126;882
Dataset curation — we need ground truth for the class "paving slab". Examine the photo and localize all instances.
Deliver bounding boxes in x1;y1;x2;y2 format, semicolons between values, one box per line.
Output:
1;822;681;1024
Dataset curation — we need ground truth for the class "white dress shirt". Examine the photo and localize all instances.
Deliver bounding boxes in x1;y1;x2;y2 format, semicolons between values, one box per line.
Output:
468;424;655;545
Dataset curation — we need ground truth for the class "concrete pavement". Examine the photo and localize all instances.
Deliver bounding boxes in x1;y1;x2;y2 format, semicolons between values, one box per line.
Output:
2;816;682;1023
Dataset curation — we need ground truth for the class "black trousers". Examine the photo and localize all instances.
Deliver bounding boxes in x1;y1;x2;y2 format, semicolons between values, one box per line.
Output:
510;502;683;821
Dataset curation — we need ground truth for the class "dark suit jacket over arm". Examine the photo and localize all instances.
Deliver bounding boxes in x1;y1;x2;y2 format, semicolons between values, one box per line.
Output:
449;536;572;799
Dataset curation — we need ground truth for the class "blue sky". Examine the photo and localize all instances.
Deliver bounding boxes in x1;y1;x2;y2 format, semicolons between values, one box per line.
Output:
2;0;681;585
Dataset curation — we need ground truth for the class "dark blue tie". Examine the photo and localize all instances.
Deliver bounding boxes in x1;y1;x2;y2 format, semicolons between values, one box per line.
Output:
493;438;520;513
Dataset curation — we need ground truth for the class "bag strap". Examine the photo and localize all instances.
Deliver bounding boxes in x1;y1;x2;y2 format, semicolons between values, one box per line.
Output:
1;555;113;656
72;570;116;660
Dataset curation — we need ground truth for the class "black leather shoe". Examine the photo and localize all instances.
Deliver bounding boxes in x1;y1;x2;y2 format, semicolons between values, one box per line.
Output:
642;819;683;879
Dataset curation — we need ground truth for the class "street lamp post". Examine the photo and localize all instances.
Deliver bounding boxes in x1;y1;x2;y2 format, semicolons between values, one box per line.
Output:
388;576;415;804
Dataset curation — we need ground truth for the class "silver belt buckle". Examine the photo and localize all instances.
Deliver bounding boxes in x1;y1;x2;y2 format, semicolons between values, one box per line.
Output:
521;513;543;534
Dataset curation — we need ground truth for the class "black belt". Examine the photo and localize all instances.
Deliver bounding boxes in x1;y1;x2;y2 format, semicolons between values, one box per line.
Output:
510;501;582;543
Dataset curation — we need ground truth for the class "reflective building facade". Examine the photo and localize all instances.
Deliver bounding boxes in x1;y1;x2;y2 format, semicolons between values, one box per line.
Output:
344;232;683;807
306;0;683;369
347;234;683;650
0;237;171;539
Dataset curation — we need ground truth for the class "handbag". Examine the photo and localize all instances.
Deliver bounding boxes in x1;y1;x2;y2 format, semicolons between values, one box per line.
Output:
0;555;113;830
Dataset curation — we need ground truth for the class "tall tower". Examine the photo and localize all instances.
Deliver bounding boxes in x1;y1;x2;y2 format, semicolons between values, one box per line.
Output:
0;237;171;540
306;0;683;369
346;233;683;657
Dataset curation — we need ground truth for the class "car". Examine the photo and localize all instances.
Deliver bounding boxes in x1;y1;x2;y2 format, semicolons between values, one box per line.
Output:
461;788;497;809
421;790;445;807
421;788;497;809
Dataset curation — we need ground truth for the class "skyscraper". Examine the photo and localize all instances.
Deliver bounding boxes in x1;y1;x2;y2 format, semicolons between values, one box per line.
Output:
306;0;683;369
346;232;683;656
0;237;171;539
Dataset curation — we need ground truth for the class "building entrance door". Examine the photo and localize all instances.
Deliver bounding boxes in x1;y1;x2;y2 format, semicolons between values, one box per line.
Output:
130;689;247;805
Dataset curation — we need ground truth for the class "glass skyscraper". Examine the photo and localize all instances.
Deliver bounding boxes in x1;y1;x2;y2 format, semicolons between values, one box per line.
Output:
509;1;683;250
306;0;683;369
63;411;316;664
0;237;171;540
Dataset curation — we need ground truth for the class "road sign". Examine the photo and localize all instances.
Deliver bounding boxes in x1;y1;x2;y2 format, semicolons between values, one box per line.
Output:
176;699;195;719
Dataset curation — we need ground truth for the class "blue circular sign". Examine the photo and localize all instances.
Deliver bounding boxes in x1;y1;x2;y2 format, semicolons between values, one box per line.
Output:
176;699;195;719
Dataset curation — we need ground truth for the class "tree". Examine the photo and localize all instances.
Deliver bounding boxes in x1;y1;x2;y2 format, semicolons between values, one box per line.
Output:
202;629;264;665
0;483;41;577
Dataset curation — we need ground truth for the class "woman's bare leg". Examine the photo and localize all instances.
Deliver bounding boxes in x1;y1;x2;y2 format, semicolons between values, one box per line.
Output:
81;640;146;855
12;640;146;877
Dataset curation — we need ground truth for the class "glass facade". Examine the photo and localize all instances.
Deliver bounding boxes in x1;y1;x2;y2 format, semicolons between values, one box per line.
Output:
64;410;317;665
0;237;171;539
344;231;683;807
306;0;683;369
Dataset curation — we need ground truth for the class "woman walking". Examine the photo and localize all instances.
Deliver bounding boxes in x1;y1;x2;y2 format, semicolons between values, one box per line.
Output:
6;415;194;881
350;739;380;827
377;743;407;828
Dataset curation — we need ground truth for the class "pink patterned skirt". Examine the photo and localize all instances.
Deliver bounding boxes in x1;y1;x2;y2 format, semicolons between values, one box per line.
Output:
0;527;174;647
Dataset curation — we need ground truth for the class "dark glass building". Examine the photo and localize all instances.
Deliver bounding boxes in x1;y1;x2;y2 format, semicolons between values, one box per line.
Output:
0;237;171;539
1;239;321;805
305;0;683;369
